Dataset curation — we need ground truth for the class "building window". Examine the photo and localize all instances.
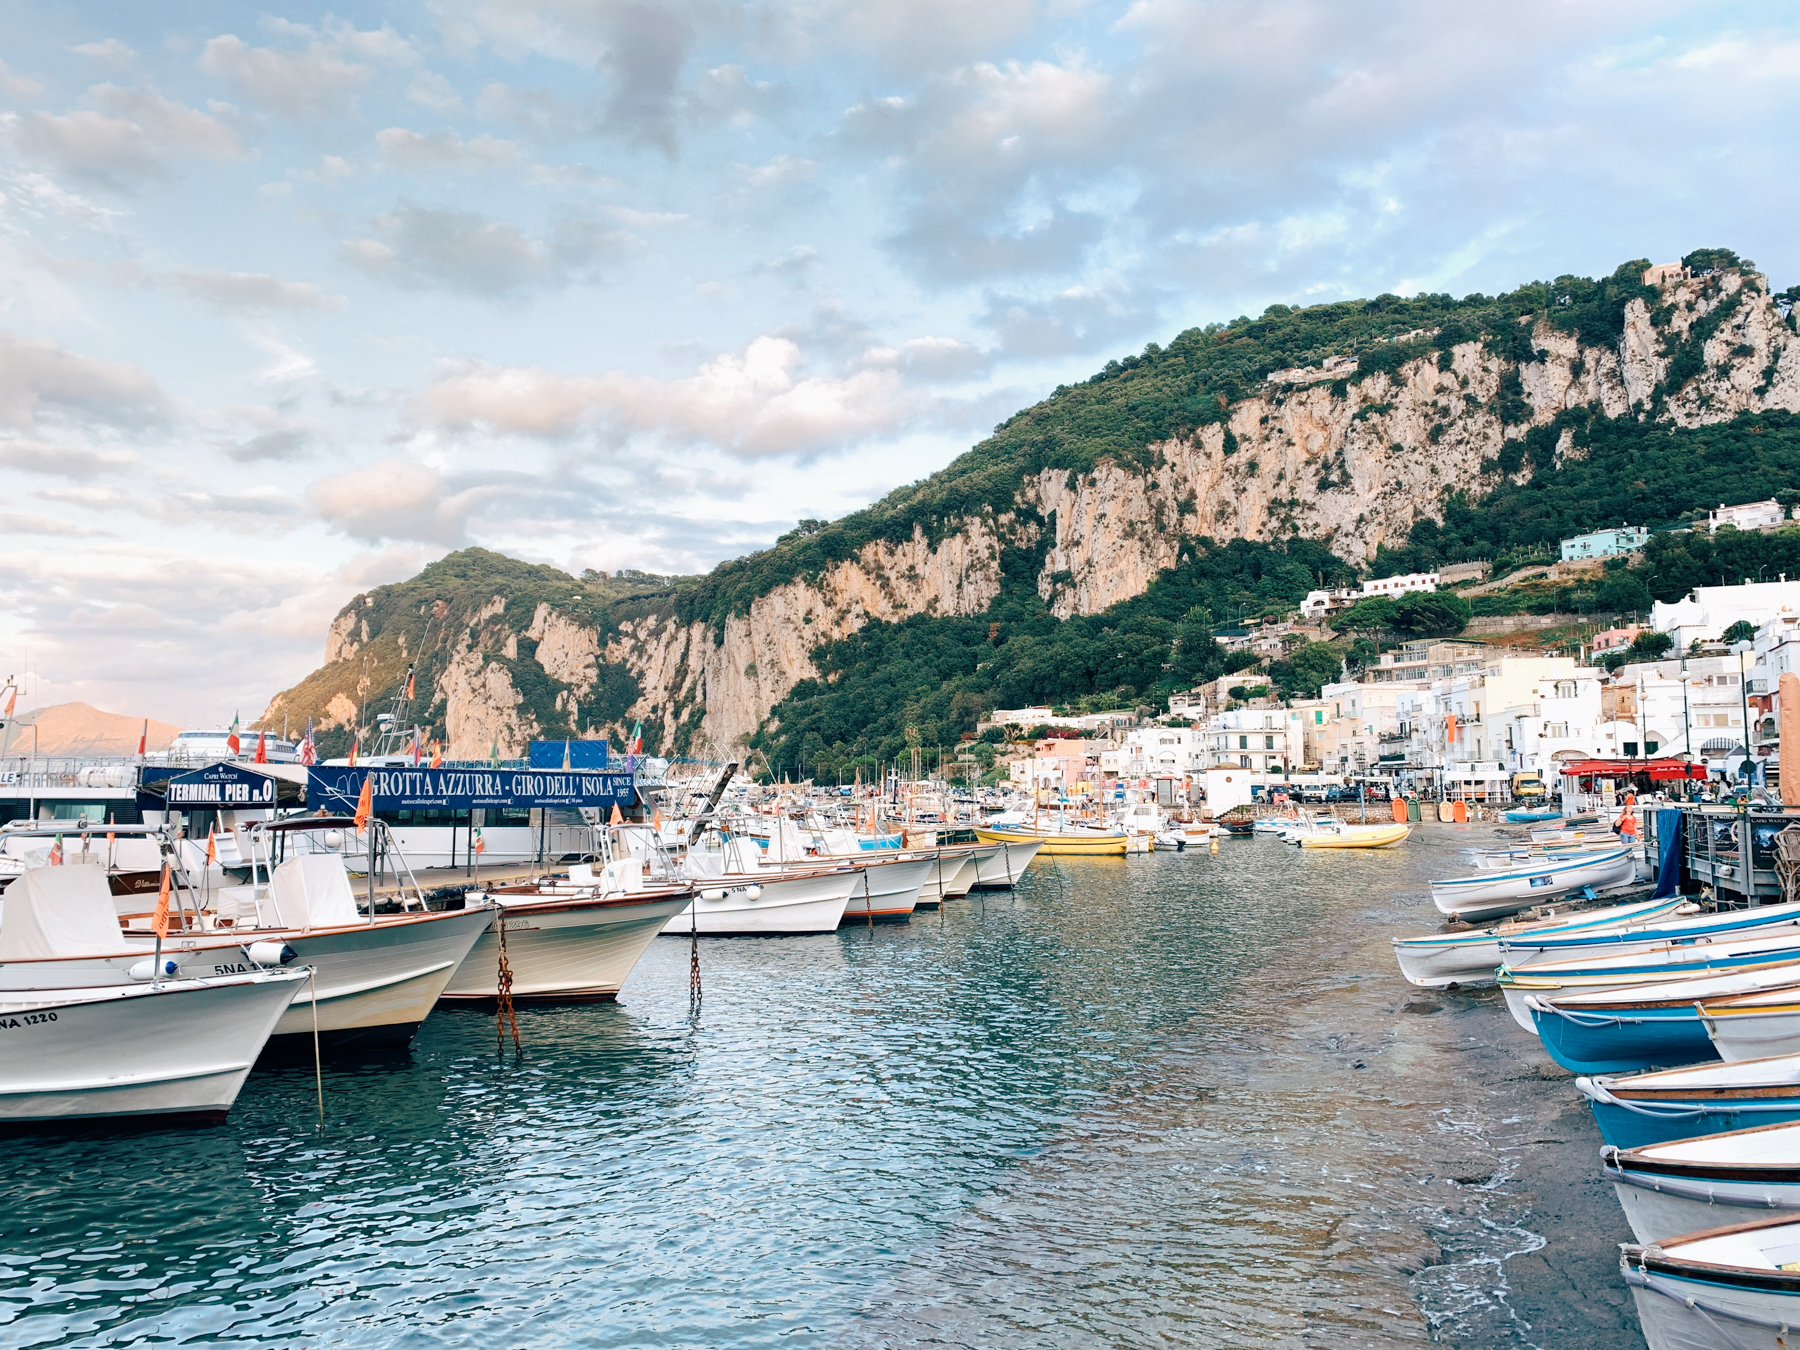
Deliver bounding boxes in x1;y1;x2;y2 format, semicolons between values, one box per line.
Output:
1554;682;1576;698
1238;735;1248;749
1265;735;1275;749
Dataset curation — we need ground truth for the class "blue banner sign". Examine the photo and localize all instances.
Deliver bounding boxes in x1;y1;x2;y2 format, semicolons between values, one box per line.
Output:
528;739;609;769
306;765;636;814
164;762;280;807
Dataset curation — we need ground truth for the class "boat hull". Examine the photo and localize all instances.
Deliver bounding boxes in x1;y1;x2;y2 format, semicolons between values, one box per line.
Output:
0;971;305;1125
1299;824;1410;849
1623;1225;1800;1349
1529;997;1717;1076
839;856;934;925
1430;848;1636;922
444;891;690;1001
1391;896;1685;988
970;840;1043;887
1704;1004;1800;1063
666;869;858;936
973;828;1124;857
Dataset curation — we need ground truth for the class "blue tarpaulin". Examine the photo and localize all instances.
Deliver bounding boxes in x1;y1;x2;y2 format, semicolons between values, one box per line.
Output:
1651;809;1684;899
527;740;609;769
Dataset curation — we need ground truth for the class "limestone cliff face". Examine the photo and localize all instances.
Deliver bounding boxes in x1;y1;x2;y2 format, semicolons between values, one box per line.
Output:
268;267;1800;759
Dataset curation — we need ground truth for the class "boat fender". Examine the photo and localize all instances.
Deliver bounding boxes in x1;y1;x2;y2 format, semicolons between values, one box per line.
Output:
247;941;297;967
701;889;727;902
128;957;180;981
744;885;763;900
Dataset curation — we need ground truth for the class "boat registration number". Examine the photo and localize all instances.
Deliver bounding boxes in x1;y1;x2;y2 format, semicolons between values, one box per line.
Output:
1530;876;1553;887
0;1011;59;1029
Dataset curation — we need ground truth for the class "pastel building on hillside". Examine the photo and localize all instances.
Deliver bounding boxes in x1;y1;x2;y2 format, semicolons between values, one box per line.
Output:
1300;571;1438;620
1560;525;1648;562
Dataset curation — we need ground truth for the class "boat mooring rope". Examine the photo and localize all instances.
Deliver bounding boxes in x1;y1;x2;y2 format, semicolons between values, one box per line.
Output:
689;892;702;1011
863;868;874;930
1625;1264;1794;1349
308;967;325;1131
494;914;522;1057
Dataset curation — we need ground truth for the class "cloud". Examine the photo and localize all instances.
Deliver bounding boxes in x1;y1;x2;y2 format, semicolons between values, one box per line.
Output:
407;70;463;112
375;126;520;172
0;440;139;479
0;332;171;433
977;283;1161;357
342;205;633;296
249;334;318;383
70;39;136;69
414;334;919;456
308;457;481;544
206;405;328;462
167;269;346;311
0;512;110;538
198;22;415;118
13;85;247;187
0;59;46;101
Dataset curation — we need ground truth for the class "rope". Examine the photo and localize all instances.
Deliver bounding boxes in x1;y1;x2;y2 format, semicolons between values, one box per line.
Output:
863;867;874;929
1604;1161;1800;1209
689;888;702;1011
1624;1264;1795;1348
308;967;325;1131
1584;1079;1800;1120
494;911;522;1057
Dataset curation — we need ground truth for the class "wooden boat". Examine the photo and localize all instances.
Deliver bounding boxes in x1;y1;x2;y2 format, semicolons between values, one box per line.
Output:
1499;934;1800;1033
1391;894;1685;988
1504;807;1562;823
973;825;1126;856
1703;986;1800;1063
1604;1121;1800;1243
1622;1214;1800;1348
1524;962;1800;1076
1502;898;1800;968
1428;845;1636;922
969;839;1042;886
1577;1054;1800;1150
1298;823;1409;849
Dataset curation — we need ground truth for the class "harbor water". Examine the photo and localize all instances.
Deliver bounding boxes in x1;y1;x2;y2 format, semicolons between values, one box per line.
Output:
2;832;1640;1348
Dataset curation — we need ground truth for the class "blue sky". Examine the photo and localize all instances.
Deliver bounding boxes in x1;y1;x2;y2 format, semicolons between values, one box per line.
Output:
3;0;1799;724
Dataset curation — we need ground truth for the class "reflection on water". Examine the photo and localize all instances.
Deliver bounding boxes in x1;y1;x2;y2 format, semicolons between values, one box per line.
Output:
2;837;1571;1347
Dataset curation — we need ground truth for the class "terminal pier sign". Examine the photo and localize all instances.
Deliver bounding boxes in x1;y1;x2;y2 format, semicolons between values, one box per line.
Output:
306;765;636;814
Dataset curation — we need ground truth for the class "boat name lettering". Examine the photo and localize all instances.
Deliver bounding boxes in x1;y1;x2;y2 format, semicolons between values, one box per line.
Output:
208;963;253;975
0;1011;58;1029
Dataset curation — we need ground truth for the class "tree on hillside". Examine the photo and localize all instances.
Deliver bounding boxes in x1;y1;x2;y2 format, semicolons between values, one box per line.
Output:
1266;643;1343;699
1330;595;1399;636
1625;631;1675;660
1391;592;1471;637
1722;619;1758;644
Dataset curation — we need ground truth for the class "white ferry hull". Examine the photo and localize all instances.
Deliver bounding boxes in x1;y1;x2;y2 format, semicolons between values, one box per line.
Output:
0;970;306;1125
444;891;691;1001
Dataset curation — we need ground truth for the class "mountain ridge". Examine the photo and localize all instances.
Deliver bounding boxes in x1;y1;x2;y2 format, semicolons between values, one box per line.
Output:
260;247;1800;766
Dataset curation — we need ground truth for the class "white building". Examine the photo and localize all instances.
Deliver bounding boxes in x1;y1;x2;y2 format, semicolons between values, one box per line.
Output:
1207;707;1296;773
1300;571;1438;619
1102;726;1209;779
1608;655;1751;766
1652;580;1800;651
1709;500;1787;532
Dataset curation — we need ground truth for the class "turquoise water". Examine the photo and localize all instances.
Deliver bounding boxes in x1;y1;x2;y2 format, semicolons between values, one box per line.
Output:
0;840;1590;1347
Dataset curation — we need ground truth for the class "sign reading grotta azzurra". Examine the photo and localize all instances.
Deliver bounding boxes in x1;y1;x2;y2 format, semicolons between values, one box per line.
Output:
166;763;280;807
306;766;636;813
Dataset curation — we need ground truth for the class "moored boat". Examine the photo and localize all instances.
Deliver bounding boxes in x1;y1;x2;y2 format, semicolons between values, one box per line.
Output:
969;839;1042;887
1298;822;1410;849
973;825;1126;856
1576;1053;1800;1150
1702;987;1800;1063
1429;845;1636;922
1501;898;1800;968
1504;807;1562;823
1622;1214;1800;1348
1391;894;1686;988
1604;1121;1800;1243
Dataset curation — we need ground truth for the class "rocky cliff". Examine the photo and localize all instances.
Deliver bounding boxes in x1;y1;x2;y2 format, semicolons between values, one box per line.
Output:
261;254;1800;761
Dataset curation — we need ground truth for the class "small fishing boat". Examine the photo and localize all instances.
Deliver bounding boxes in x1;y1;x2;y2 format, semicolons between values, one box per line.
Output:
1504;807;1562;823
1703;986;1800;1063
1298;822;1410;849
1523;965;1800;1076
1391;894;1685;988
0;865;310;1125
1429;845;1636;922
1576;1054;1800;1150
1216;820;1255;836
1605;1121;1800;1243
1498;933;1800;1033
1622;1214;1800;1348
836;854;935;924
968;838;1043;886
1502;898;1800;968
973;825;1125;856
670;835;859;935
446;852;696;1003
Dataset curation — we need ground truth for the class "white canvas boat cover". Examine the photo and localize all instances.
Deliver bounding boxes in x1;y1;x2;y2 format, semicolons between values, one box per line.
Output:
269;854;361;930
0;864;127;960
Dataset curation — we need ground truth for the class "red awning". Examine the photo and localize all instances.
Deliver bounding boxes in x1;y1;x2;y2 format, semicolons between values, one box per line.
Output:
1559;758;1706;780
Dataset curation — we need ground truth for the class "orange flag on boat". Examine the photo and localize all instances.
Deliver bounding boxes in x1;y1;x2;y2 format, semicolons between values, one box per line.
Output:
137;719;147;758
152;865;172;938
609;803;623;824
653;808;664;830
206;829;218;865
1;684;14;718
254;731;267;764
353;776;373;832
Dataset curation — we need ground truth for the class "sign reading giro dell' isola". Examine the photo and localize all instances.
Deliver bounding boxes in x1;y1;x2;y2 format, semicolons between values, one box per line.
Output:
165;762;280;807
305;765;636;814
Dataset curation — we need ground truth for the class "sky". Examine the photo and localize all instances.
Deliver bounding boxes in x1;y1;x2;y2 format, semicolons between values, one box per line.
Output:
3;0;1800;728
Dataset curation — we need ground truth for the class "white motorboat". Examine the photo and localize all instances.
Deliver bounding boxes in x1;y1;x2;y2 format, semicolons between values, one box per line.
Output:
969;838;1042;887
1622;1214;1800;1348
669;836;859;935
0;865;308;1125
1605;1121;1800;1243
1391;894;1687;988
1428;845;1637;922
445;854;693;1002
2;820;494;1055
836;854;934;924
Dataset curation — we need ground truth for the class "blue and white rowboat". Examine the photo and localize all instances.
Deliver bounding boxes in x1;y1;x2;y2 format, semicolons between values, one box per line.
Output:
1622;1214;1800;1347
1502;898;1800;968
1578;1053;1800;1150
1430;845;1636;922
1391;894;1685;988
